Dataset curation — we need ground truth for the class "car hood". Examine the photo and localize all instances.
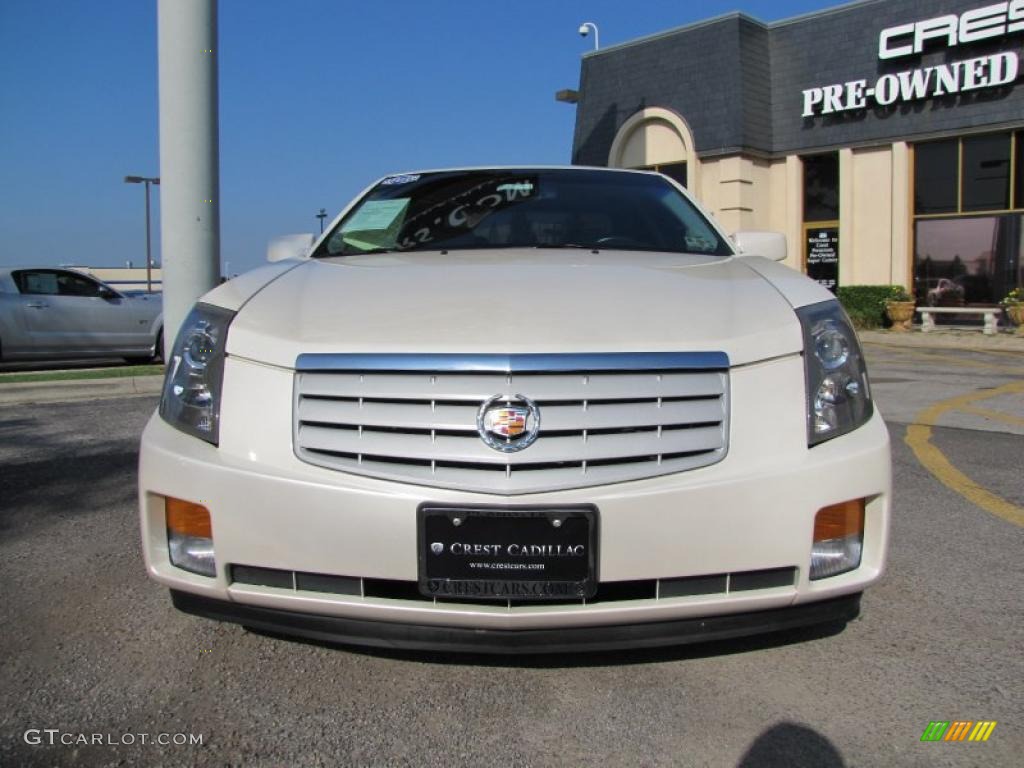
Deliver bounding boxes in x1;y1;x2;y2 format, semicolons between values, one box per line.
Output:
225;250;811;368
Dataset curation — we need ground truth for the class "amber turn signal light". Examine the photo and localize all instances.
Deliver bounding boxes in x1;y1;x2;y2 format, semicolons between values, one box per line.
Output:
810;498;866;580
813;498;864;542
165;497;212;539
163;496;216;577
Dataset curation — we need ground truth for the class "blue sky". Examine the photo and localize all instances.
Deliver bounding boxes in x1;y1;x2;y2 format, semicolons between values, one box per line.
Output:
0;0;842;275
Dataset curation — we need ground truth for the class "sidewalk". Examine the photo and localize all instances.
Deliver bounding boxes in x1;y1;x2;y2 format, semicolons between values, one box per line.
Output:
0;374;162;406
858;328;1024;352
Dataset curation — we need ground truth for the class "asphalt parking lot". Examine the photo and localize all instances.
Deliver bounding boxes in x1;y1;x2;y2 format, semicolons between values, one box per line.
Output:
0;342;1021;767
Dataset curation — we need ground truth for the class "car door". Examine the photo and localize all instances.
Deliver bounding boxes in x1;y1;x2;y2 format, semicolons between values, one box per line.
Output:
54;271;152;352
10;269;80;353
12;269;138;354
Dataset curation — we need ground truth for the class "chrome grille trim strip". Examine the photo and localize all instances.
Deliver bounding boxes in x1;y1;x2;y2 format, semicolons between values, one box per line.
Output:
296;351;730;373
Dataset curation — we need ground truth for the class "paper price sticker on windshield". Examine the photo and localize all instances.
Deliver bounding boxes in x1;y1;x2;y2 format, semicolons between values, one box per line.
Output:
340;198;410;251
381;174;420;185
343;199;409;232
496;182;534;196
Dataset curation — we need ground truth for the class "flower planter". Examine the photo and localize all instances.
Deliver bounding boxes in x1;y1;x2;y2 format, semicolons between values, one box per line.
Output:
884;300;915;332
1004;303;1024;335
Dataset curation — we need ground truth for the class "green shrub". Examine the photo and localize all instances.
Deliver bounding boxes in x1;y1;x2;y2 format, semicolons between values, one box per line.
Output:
836;285;911;329
886;285;913;302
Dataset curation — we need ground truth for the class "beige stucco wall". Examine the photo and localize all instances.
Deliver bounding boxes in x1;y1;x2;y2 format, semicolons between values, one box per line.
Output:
782;156;803;272
698;155;802;270
608;107;703;206
608;112;913;287
74;266;164;292
843;143;912;288
890;142;912;289
716;156;758;233
697;144;910;286
848;146;892;285
617;118;686;168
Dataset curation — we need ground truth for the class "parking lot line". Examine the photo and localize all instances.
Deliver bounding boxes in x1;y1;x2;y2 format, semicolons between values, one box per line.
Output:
904;381;1024;528
955;404;1024;429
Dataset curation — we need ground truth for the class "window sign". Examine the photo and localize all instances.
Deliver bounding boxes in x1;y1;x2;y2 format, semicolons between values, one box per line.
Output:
806;228;840;293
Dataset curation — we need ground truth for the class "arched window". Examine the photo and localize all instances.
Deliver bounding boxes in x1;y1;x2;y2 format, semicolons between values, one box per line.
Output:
608;108;698;192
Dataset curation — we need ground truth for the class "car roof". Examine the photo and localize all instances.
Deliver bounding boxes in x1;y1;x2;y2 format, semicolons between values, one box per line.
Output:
0;265;94;274
378;165;663;178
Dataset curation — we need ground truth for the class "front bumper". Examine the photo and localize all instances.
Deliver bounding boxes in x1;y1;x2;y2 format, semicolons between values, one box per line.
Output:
172;589;861;654
139;353;891;648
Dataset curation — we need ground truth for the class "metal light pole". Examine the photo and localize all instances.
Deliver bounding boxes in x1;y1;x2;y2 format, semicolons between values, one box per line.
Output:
158;0;221;355
124;175;160;293
578;22;599;50
316;208;327;233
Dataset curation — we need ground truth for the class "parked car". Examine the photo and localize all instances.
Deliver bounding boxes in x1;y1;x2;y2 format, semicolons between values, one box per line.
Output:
0;267;163;362
139;167;891;653
925;277;965;307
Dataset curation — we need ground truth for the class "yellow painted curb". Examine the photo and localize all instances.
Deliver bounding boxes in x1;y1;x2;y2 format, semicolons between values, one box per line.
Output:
904;381;1024;528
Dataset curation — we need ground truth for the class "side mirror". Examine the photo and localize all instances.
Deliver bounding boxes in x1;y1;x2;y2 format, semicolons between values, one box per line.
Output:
732;231;787;262
267;233;315;262
98;285;120;300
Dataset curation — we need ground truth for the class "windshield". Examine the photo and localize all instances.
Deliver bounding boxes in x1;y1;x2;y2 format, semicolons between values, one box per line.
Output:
314;169;733;257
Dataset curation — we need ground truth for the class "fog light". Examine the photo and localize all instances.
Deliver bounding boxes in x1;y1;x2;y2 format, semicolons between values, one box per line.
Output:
810;499;865;580
165;497;215;577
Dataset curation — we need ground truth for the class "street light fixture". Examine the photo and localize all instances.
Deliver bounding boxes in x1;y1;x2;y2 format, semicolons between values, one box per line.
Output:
316;208;327;233
124;175;160;293
578;22;599;50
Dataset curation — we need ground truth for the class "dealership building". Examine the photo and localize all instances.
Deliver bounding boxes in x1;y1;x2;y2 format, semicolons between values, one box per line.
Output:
570;0;1024;305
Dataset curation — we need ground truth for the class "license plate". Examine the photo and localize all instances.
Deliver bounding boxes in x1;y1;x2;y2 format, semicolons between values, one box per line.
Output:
417;505;598;601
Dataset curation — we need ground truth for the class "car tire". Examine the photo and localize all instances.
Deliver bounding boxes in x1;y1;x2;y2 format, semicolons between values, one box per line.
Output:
152;329;164;363
124;330;163;365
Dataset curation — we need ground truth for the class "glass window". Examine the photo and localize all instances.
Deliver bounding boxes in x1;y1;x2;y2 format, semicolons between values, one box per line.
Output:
56;272;103;297
14;270;59;295
317;169;733;257
914;140;958;215
656;162;688;188
1015;131;1023;210
1016;215;1024;292
914;214;1024;306
803;153;839;222
962;134;1011;212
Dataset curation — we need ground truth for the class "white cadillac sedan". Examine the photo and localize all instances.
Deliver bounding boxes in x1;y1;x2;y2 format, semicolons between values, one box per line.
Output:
139;167;890;653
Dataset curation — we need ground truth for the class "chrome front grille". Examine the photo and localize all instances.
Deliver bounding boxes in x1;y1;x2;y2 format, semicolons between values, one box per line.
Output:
293;353;730;494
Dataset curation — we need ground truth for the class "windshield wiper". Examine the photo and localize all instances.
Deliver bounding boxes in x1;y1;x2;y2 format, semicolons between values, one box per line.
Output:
329;247;395;256
530;243;598;250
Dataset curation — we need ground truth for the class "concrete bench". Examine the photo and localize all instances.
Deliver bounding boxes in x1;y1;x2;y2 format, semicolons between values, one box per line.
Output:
916;306;1000;335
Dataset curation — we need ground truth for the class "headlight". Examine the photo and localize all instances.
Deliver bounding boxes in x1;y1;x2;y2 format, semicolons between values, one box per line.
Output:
159;303;234;444
797;300;873;446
